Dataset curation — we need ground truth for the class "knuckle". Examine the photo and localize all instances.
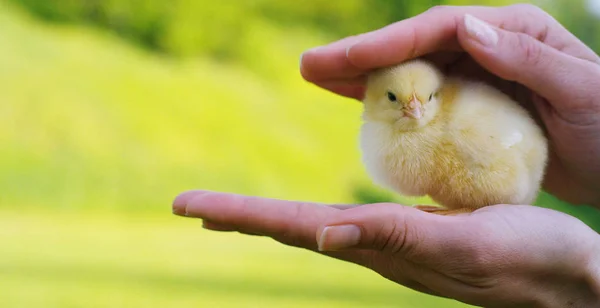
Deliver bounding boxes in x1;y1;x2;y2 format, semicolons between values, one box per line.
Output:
277;202;312;248
406;27;419;60
290;202;306;221
370;223;390;251
515;33;545;67
373;210;414;255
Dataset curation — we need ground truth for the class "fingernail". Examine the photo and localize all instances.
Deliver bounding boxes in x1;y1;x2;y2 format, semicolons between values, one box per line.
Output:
464;14;498;47
318;224;361;251
345;38;364;60
172;191;207;217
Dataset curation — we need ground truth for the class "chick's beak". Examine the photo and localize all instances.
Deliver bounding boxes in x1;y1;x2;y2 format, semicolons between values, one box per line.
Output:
405;94;423;119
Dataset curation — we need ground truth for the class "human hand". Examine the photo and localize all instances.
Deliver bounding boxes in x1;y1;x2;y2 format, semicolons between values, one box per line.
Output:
172;191;600;307
299;4;600;207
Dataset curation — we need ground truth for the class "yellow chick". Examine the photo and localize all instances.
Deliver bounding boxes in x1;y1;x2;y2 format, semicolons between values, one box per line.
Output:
359;59;548;215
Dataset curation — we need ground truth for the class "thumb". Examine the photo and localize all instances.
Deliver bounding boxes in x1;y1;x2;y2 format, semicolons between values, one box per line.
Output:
316;203;474;258
457;14;599;111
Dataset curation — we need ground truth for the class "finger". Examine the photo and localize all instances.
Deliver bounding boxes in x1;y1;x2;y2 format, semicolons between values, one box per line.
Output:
202;219;264;236
307;53;462;101
172;190;210;215
300;34;369;83
315;203;480;264
346;6;469;70
329;204;362;210
346;4;575;70
202;219;239;232
305;4;578;85
179;192;380;264
530;93;552;131
422;51;465;71
317;76;367;101
182;192;336;250
299;6;485;84
457;13;600;114
299;8;464;84
178;193;446;299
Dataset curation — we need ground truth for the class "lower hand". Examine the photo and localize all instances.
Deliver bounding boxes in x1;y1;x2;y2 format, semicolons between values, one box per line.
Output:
173;191;600;307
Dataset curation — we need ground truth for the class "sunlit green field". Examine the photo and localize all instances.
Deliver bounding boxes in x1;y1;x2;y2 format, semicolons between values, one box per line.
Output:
0;209;475;307
0;1;366;212
0;3;471;307
2;1;599;307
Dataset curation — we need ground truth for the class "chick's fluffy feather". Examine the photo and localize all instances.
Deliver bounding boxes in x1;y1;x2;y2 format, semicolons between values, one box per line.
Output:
360;60;548;211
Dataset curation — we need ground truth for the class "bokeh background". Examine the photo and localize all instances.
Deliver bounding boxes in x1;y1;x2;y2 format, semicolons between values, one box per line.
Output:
2;0;600;307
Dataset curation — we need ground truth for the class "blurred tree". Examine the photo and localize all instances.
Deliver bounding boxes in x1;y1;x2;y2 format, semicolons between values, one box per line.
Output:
6;0;443;60
9;0;599;59
10;0;598;67
535;0;600;52
10;0;171;50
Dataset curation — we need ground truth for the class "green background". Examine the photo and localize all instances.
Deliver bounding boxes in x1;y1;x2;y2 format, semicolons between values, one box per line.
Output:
1;0;599;307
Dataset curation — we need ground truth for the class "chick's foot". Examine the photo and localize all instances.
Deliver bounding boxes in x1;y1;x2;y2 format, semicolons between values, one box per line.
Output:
413;205;474;216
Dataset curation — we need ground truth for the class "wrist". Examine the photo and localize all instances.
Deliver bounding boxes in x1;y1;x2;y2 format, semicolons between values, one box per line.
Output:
561;235;600;307
535;233;600;308
582;239;600;305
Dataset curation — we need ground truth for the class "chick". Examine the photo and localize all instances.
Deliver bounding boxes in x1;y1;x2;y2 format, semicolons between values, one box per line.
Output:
359;59;548;215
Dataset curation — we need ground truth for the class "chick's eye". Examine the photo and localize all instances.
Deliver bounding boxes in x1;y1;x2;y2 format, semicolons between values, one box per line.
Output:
429;92;435;101
387;92;397;102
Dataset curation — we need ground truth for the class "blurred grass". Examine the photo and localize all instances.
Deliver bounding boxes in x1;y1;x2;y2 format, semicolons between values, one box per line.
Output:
0;2;468;307
0;209;473;307
1;0;600;307
0;0;372;214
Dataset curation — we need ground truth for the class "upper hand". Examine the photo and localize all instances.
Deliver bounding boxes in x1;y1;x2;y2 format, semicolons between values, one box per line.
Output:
300;4;600;207
173;191;600;307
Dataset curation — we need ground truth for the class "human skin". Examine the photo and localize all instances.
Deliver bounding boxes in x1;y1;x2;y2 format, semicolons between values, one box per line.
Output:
172;4;600;307
172;191;600;307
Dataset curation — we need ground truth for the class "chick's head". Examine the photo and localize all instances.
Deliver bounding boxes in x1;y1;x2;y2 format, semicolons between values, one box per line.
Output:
362;59;444;131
